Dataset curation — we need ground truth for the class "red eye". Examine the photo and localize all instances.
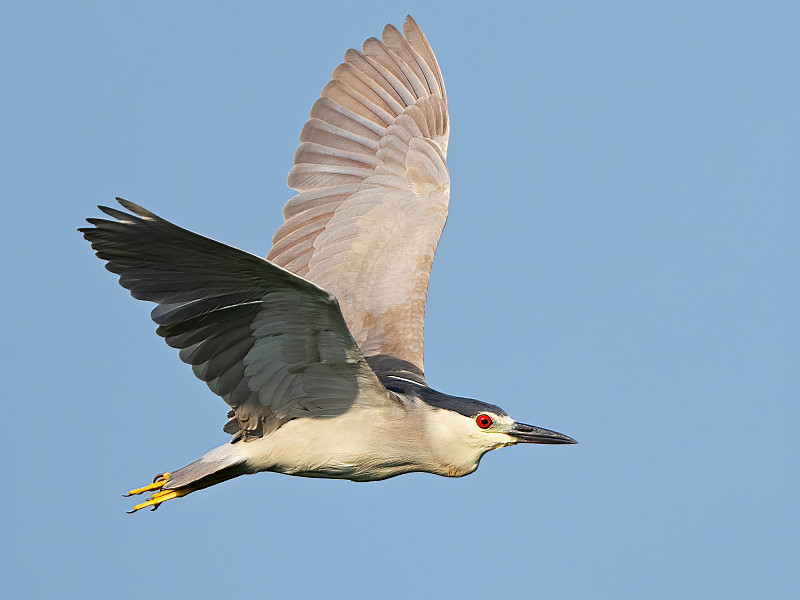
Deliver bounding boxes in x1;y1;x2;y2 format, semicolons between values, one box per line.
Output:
476;414;492;429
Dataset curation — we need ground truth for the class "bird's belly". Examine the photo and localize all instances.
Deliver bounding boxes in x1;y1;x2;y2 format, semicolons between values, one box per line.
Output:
265;449;421;482
241;409;424;482
278;460;419;482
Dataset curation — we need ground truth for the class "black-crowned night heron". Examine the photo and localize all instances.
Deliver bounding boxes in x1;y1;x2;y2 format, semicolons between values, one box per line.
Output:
81;16;576;513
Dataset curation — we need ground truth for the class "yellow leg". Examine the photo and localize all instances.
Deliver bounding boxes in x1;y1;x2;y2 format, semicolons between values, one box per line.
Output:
123;472;170;497
123;472;194;513
127;487;192;513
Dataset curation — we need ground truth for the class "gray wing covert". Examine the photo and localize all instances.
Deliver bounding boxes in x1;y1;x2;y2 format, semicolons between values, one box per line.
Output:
80;200;389;440
268;16;450;376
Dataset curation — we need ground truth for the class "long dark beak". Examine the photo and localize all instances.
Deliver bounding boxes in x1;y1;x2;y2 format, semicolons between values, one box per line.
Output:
510;422;578;444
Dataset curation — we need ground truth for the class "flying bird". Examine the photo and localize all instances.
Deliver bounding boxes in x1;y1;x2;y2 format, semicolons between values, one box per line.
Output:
80;15;576;513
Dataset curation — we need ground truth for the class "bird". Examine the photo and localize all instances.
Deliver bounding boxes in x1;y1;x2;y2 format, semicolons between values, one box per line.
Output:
80;15;577;513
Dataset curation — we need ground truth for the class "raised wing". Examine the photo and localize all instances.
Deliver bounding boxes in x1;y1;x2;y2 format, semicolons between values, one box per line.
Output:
268;16;449;377
80;199;391;441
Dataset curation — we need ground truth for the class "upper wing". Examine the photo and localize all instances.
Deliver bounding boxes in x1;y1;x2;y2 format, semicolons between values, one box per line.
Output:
268;16;449;377
80;199;392;441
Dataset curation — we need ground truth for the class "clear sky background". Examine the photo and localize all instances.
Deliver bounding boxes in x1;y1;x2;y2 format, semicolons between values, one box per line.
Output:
2;1;797;598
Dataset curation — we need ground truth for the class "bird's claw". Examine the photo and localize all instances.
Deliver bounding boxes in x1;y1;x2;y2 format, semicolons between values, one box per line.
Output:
123;472;170;497
123;472;190;513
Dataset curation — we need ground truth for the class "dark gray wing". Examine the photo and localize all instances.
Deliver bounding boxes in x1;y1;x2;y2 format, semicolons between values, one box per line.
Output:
80;199;391;440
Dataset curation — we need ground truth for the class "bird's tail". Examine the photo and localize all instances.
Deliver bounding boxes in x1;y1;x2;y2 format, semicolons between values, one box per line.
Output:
123;447;247;513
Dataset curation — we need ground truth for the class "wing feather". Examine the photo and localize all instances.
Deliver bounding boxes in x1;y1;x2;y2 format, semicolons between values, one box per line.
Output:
361;38;417;105
80;200;392;441
403;16;447;101
342;50;408;112
269;17;450;376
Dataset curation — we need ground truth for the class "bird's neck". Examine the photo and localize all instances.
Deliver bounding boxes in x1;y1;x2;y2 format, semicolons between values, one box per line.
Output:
419;406;486;478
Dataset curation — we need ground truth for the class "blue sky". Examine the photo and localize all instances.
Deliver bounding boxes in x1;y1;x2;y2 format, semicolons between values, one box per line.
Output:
2;1;798;598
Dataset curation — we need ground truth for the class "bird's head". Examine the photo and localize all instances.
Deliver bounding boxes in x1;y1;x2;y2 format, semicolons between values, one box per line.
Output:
419;393;577;476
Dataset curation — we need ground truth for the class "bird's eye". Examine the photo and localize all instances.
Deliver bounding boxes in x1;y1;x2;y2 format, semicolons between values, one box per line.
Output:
476;414;492;429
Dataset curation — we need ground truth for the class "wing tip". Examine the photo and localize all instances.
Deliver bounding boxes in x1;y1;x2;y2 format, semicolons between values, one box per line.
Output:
116;197;156;220
80;198;156;234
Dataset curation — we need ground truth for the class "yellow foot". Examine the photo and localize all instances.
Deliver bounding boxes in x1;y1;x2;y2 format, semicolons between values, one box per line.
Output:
123;472;170;497
127;487;191;513
123;472;192;513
